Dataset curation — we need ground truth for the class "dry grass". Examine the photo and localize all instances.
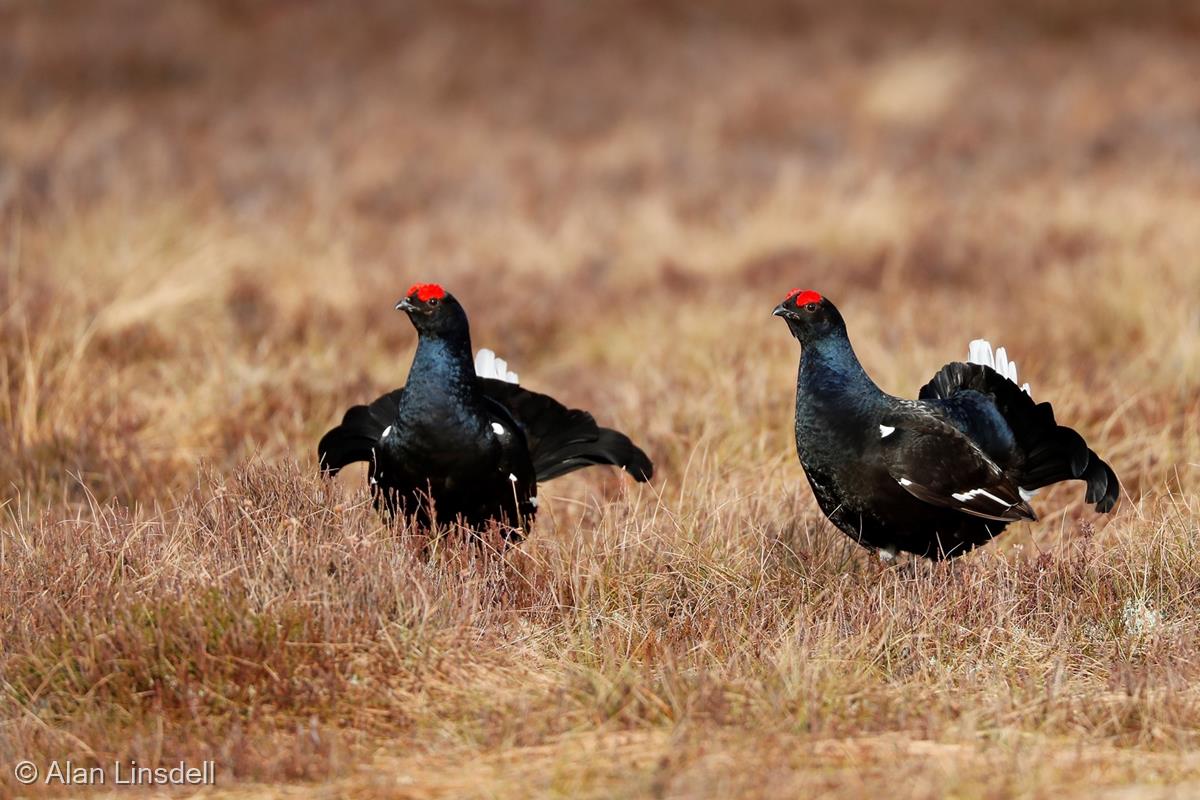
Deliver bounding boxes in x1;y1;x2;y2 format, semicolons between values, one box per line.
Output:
3;2;1200;797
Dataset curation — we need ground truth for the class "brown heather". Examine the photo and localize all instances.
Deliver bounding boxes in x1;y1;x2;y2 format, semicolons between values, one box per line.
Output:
2;2;1200;797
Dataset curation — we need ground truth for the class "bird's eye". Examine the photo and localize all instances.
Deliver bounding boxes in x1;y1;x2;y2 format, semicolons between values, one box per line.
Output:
427;297;439;306
804;302;818;312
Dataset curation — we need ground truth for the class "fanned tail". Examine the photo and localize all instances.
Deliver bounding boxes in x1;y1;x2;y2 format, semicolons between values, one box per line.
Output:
920;340;1118;513
480;379;653;483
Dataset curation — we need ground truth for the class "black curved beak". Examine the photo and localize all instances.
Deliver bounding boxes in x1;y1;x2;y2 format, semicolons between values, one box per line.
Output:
396;297;417;313
773;303;795;319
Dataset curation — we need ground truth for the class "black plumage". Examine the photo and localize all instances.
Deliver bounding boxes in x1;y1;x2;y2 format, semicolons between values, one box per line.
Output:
318;283;652;537
774;289;1119;560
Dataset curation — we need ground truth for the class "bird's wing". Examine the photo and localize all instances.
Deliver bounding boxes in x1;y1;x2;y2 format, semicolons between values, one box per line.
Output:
880;403;1037;522
479;379;652;482
317;388;404;474
920;355;1118;514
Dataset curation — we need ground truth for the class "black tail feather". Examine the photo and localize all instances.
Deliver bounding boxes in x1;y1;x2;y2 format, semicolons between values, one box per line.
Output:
1022;424;1089;487
920;362;1118;514
480;379;653;483
317;388;404;474
1083;451;1120;512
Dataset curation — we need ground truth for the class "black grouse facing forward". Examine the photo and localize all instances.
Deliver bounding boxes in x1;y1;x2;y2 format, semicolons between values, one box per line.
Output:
774;289;1118;560
319;283;652;538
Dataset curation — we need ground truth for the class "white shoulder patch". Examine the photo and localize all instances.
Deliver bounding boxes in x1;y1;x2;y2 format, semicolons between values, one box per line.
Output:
492;422;506;436
967;339;1032;396
474;348;519;384
381;425;393;439
879;425;895;438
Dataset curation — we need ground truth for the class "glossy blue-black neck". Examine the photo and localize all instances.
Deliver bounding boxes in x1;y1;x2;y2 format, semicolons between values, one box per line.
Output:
798;328;883;406
397;323;484;424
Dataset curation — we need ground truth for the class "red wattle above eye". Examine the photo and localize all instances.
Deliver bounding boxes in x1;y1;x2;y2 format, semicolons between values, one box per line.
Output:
407;283;446;302
785;289;823;306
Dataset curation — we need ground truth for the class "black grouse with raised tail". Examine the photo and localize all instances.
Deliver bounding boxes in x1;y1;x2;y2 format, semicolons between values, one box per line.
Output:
319;283;652;538
774;289;1118;560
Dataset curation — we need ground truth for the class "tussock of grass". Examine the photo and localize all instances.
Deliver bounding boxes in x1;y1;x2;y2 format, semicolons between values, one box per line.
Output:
4;2;1200;797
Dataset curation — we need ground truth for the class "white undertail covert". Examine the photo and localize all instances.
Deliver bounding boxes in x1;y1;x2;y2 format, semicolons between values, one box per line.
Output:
967;339;1038;499
967;339;1031;396
474;349;519;384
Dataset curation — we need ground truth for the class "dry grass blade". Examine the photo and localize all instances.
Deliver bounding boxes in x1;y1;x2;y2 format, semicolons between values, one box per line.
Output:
3;1;1200;797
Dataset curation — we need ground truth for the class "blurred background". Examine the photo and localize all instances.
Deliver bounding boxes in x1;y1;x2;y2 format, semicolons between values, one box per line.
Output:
2;0;1199;507
5;5;1200;792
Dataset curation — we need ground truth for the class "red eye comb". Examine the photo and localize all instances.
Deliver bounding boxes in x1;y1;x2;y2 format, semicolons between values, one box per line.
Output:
785;289;822;306
407;283;446;302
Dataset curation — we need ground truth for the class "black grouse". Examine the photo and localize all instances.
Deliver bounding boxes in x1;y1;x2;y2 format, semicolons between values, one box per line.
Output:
774;289;1119;560
318;283;653;538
